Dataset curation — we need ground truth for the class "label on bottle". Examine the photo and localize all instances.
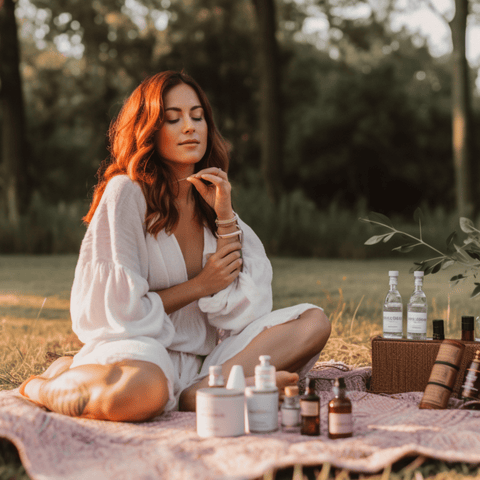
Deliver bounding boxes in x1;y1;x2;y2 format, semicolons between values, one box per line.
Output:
407;312;427;333
328;412;353;435
300;400;319;416
281;408;300;427
383;312;403;333
245;388;278;433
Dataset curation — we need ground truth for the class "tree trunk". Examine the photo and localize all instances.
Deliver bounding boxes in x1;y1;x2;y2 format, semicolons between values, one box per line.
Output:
0;0;27;227
449;0;475;218
252;0;283;204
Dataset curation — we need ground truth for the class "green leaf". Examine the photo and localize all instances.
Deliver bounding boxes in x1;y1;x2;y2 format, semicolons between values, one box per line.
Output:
413;207;424;224
460;218;477;234
450;274;466;282
441;260;455;270
470;284;480;299
368;212;394;228
446;231;457;248
466;250;480;261
392;243;416;253
383;232;395;243
364;234;387;245
431;262;442;274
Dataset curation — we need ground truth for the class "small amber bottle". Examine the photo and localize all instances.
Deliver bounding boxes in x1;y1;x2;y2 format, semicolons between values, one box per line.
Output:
328;378;353;439
462;316;475;341
432;319;445;340
300;377;320;436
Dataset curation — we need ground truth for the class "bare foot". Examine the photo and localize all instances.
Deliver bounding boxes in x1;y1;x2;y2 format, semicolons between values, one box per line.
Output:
19;356;74;405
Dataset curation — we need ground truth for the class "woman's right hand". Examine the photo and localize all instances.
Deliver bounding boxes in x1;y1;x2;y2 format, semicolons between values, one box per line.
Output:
193;241;242;297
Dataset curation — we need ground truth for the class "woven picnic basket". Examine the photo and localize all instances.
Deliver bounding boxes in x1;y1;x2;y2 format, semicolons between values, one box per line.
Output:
370;335;480;397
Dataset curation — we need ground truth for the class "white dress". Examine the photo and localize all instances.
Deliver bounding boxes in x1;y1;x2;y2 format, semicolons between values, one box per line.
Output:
70;175;322;411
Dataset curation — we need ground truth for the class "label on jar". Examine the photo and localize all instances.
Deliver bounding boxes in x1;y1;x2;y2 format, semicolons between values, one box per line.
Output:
383;311;403;333
245;388;278;433
420;383;451;409
300;400;319;417
436;343;463;366
407;312;427;333
281;408;300;427
429;364;457;388
328;412;353;435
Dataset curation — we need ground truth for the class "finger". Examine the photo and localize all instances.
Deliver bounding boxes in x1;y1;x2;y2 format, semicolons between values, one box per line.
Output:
216;241;242;257
187;176;210;196
198;173;225;187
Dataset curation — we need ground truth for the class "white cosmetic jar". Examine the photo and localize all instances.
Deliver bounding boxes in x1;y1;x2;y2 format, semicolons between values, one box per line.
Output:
196;388;245;438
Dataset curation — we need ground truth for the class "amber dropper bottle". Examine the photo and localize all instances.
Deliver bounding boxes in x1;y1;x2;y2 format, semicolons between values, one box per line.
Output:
328;378;353;439
300;377;320;436
462;316;475;341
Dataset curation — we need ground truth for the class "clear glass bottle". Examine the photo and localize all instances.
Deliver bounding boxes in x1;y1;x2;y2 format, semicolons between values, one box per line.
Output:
328;378;353;439
407;271;427;340
383;270;403;339
281;386;300;433
208;365;225;387
300;377;320;436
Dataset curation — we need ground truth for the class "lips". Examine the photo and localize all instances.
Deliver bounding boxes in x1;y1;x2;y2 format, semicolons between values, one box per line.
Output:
179;140;200;145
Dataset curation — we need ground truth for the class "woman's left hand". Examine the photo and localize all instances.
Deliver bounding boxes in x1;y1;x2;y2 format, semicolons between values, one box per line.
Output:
186;167;233;219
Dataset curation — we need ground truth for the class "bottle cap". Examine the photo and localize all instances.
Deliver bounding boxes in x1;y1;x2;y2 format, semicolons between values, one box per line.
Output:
226;365;246;390
332;377;346;389
433;319;444;336
388;271;399;277
208;365;224;387
285;386;299;397
462;316;474;331
255;355;276;389
414;271;424;277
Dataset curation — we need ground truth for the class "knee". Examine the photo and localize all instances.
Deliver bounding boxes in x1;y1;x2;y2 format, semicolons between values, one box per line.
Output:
301;308;331;353
103;364;170;422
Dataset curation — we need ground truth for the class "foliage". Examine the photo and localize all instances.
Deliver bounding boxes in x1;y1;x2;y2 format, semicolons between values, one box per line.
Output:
360;208;480;298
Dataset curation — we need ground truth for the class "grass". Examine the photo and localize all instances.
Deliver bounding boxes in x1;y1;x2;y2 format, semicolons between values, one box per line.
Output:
1;254;480;479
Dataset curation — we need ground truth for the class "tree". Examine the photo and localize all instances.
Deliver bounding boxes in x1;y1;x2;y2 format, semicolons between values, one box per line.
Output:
252;0;284;203
0;0;28;226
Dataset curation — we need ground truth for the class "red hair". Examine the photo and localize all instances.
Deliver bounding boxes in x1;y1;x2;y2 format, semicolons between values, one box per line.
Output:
83;71;230;236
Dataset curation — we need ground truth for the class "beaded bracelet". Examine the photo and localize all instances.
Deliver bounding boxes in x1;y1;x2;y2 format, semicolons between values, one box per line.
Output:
215;212;239;226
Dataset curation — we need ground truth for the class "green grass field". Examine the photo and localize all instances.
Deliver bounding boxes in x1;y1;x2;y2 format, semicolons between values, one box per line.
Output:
1;254;480;479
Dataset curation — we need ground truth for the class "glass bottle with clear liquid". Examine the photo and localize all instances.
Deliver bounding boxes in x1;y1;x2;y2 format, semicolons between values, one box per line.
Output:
383;271;403;339
407;271;427;340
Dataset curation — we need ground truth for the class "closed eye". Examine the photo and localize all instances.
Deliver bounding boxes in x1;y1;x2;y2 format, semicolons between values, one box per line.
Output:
166;119;179;124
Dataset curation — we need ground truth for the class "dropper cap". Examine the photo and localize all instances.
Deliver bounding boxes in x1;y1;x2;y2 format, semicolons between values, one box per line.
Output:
332;377;347;395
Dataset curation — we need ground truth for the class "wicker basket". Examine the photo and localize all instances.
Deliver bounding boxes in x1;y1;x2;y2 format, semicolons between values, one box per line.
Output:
371;336;480;396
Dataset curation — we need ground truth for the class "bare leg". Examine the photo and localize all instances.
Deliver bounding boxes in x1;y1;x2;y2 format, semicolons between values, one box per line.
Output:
179;308;331;411
20;359;170;422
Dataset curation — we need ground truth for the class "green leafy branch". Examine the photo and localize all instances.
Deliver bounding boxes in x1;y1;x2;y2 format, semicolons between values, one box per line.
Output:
359;208;480;298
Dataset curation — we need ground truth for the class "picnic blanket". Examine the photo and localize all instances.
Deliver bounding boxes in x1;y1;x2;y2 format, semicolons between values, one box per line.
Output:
1;363;480;480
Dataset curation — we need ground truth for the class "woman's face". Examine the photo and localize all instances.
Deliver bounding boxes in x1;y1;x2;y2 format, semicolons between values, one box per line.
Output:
155;83;208;172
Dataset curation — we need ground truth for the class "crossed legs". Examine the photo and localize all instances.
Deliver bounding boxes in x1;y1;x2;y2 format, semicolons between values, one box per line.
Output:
20;308;330;420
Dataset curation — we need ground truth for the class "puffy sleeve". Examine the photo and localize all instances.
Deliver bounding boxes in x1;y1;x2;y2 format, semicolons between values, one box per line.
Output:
197;217;273;335
70;176;175;347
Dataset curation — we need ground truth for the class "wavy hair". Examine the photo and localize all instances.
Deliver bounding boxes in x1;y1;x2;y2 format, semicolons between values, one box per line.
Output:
83;71;230;236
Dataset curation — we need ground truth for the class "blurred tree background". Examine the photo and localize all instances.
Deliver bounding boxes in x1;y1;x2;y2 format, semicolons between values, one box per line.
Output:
0;0;479;256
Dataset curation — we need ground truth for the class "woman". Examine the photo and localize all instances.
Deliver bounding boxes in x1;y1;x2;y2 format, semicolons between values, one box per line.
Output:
19;71;331;421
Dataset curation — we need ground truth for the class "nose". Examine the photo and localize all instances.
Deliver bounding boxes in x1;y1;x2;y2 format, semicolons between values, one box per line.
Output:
182;115;195;133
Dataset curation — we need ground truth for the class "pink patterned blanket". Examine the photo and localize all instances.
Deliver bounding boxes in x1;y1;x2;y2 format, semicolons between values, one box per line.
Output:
1;365;480;480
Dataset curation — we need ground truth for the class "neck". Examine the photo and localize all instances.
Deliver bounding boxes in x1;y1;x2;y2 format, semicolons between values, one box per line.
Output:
170;164;195;203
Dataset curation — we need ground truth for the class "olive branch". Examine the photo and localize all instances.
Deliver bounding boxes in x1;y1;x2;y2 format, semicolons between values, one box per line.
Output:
359;208;480;299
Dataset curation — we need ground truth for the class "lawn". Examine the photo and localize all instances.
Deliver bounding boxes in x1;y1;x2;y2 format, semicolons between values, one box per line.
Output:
0;254;479;479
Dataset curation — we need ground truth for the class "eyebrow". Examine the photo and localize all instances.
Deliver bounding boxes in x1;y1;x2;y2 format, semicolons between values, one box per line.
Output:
165;105;204;112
